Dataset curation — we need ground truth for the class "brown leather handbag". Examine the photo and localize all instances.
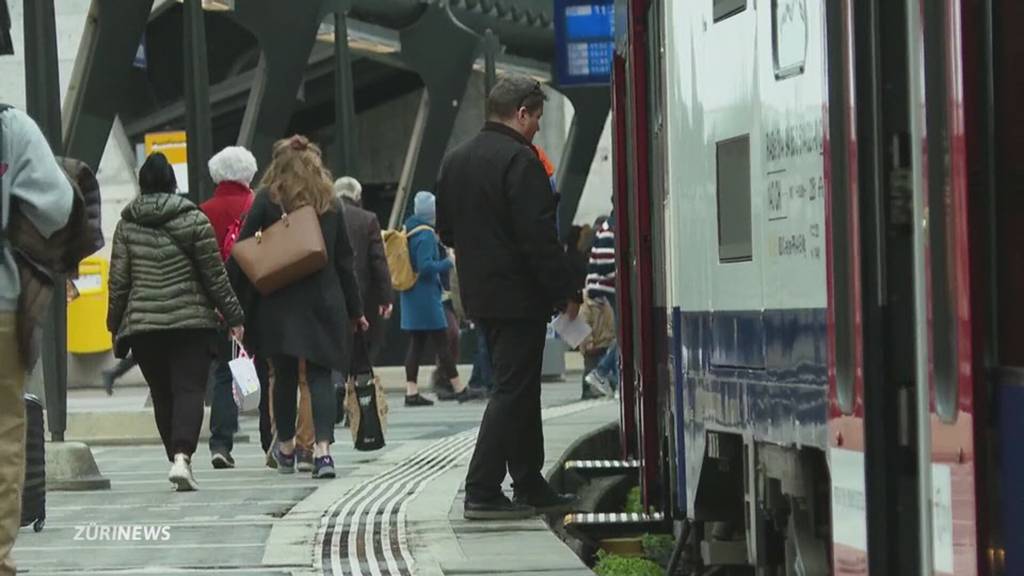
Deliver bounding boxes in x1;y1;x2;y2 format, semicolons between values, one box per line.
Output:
231;204;328;296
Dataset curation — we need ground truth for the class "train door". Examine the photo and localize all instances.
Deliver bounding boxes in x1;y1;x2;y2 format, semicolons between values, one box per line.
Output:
906;0;988;572
983;0;1024;571
643;0;678;517
824;0;869;570
622;0;663;507
826;0;921;574
986;2;1024;573
612;36;638;465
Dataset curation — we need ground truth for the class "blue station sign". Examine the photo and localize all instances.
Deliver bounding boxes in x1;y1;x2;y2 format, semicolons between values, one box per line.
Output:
554;0;615;87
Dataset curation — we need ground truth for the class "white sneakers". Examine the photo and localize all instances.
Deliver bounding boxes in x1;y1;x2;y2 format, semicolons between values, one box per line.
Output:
585;371;614;398
168;453;199;492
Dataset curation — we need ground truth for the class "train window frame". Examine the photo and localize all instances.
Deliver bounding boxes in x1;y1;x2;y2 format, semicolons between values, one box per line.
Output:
713;0;745;23
771;0;808;79
715;135;754;264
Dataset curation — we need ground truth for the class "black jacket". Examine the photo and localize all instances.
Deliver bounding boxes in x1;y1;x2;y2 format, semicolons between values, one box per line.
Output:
437;122;575;320
341;197;393;310
228;192;363;372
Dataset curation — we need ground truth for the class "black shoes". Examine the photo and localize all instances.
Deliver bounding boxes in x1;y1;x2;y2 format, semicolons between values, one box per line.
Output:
431;370;457;401
464;494;536;520
405;393;435;407
210;450;235;469
514;486;578;514
455;386;487;403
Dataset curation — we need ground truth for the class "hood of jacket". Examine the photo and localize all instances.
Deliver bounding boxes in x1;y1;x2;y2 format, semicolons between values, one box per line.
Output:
404;215;434;232
122;193;199;227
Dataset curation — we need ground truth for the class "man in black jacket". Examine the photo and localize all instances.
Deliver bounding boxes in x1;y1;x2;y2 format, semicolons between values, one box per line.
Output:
438;74;580;519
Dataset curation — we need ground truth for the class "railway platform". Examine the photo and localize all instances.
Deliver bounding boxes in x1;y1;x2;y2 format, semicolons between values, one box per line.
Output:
12;378;615;576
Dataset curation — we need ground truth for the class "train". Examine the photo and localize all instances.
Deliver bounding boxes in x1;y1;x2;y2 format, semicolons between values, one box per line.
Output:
607;0;1022;574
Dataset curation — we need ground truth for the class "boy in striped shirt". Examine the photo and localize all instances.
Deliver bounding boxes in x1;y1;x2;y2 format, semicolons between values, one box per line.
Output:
584;215;617;397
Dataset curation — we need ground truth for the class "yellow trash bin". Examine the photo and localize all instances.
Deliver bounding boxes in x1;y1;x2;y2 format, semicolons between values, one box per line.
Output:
67;256;112;354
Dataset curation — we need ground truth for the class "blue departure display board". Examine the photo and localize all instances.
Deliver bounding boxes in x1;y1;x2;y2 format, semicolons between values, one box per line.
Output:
554;0;615;87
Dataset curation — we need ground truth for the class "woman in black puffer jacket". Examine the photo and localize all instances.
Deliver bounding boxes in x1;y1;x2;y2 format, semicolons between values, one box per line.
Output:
107;153;244;492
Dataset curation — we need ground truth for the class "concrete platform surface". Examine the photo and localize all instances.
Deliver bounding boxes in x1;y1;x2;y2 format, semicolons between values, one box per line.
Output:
13;377;611;576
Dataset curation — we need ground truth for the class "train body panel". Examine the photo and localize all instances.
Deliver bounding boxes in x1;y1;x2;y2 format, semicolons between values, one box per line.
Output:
663;0;830;518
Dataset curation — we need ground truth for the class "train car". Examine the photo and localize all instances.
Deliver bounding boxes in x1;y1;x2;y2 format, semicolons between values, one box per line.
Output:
610;0;1024;574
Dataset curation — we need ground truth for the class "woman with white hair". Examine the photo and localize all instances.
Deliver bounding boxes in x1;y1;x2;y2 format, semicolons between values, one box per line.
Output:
199;146;259;470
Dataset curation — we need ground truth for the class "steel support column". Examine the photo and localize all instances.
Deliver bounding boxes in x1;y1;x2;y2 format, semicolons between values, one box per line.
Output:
483;28;499;98
332;1;357;177
63;0;155;169
555;86;611;240
183;0;213;203
390;5;480;229
230;0;330;171
24;0;66;442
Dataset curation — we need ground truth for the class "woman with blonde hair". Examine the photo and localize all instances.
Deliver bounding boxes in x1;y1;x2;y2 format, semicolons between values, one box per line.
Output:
229;135;366;479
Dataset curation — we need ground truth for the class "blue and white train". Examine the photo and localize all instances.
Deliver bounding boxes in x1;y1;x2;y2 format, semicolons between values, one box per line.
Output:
610;0;1021;574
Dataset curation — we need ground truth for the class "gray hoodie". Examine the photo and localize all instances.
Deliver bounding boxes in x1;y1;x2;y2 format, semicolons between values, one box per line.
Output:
0;107;74;312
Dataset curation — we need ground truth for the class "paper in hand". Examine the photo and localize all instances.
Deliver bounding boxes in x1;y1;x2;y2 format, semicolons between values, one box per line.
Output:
551;312;592;349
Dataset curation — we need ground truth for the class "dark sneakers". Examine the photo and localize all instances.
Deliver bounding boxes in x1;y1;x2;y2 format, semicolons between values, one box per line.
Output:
210;450;235;469
464;494;536;520
405;393;435;407
455;387;487;403
514;487;579;514
273;445;296;474
313;455;336;479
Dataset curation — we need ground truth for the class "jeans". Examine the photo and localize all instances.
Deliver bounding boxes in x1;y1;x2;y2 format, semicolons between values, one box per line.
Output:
107;354;137;380
594;342;619;386
256;356;273;453
468;327;494;391
208;360;238;454
592;301;620;388
271;356;335;445
0;313;25;576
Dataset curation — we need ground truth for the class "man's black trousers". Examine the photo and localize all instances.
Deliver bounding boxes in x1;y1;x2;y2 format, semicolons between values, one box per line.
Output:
465;318;547;502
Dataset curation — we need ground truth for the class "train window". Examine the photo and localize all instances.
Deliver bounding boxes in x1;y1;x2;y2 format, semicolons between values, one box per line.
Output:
715;135;753;263
772;0;807;79
713;0;745;22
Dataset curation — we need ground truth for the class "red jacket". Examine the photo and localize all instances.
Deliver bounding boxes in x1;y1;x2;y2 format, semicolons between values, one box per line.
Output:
199;181;253;251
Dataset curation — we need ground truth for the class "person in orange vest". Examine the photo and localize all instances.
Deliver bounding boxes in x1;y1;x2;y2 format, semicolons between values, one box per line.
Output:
533;144;557;194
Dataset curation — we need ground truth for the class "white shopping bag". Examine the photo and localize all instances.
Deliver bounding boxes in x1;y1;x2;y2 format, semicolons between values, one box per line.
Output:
229;338;261;414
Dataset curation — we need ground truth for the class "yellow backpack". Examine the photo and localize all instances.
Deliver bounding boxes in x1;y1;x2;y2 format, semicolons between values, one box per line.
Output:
382;225;433;292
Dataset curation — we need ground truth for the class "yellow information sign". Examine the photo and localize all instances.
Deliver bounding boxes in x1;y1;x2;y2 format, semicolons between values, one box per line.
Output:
143;131;189;194
144;131;187;164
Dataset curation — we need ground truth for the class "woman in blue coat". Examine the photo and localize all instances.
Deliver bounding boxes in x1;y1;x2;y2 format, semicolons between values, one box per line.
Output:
401;192;483;406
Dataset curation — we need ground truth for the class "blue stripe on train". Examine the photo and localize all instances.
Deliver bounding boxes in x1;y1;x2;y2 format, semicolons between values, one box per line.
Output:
671;307;830;513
